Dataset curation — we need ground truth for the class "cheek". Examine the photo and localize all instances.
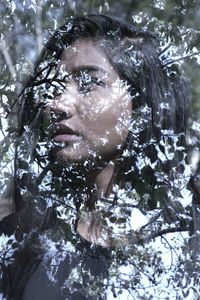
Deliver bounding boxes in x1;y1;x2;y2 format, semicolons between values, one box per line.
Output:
108;90;132;138
79;86;132;122
78;94;107;121
83;109;131;151
78;86;132;146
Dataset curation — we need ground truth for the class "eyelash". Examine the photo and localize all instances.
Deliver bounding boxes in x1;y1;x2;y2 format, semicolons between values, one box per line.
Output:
77;74;105;94
46;71;105;98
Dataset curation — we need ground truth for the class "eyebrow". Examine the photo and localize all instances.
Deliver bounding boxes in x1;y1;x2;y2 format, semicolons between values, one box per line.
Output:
71;65;108;75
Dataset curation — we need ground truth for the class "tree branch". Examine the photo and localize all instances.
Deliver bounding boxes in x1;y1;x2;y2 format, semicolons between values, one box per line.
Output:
0;39;17;81
163;51;200;66
138;225;188;244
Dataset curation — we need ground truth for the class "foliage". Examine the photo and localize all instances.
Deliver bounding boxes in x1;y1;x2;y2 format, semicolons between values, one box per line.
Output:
0;0;200;299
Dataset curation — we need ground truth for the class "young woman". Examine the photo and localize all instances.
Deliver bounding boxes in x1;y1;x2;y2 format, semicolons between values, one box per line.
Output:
0;14;191;299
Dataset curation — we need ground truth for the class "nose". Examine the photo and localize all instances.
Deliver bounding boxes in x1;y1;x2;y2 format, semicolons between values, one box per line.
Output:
50;84;77;122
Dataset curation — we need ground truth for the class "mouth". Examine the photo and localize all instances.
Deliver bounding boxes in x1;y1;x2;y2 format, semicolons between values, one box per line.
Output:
52;124;82;143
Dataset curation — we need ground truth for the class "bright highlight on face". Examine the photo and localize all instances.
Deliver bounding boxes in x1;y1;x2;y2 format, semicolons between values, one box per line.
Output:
49;39;132;164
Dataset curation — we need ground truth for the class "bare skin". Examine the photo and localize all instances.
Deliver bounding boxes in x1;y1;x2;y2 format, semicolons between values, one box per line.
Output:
49;39;132;246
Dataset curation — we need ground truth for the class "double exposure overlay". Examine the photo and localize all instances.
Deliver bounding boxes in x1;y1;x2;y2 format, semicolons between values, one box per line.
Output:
0;3;200;300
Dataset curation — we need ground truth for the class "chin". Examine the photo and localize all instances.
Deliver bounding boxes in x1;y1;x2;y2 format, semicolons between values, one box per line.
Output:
49;143;120;166
50;144;90;165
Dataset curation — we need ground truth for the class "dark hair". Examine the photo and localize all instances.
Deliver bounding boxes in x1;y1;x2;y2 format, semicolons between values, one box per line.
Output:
22;14;188;132
16;14;189;214
1;14;191;300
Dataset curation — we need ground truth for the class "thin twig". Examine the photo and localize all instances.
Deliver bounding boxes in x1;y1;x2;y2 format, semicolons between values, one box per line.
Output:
139;226;188;244
163;51;200;66
158;43;173;57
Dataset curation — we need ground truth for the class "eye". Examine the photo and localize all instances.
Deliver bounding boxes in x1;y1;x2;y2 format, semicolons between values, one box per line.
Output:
43;84;64;99
76;71;105;94
52;85;64;97
50;75;70;97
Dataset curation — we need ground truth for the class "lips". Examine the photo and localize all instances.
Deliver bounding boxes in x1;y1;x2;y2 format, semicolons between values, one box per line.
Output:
52;124;81;143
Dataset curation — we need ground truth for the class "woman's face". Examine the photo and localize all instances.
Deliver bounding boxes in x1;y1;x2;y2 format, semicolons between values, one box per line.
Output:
49;39;132;164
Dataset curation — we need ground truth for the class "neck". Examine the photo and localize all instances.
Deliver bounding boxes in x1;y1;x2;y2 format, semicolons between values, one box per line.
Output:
76;159;118;246
93;161;116;198
79;160;116;210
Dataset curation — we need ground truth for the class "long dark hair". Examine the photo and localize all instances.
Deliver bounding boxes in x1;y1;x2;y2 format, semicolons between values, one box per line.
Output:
1;14;192;300
15;14;189;215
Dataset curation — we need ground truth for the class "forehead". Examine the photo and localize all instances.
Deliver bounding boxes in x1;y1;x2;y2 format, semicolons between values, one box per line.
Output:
59;39;117;78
